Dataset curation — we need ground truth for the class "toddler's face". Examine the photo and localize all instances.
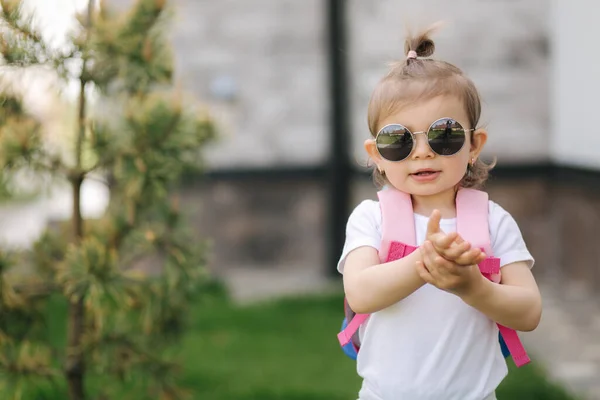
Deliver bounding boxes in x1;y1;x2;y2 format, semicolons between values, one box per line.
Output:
365;95;486;211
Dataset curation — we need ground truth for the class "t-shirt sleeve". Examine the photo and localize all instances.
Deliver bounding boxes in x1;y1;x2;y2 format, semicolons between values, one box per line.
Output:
488;201;535;269
337;200;382;274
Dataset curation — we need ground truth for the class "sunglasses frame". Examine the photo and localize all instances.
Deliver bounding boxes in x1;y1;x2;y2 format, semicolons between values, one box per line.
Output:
375;117;474;162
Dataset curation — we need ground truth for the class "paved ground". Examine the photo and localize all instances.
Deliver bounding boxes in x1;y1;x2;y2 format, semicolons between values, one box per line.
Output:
523;281;600;400
222;266;341;304
222;268;600;400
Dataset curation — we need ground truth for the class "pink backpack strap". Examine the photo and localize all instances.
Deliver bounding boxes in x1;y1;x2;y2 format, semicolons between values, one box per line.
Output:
456;189;501;282
456;188;531;367
498;325;530;367
338;313;369;346
377;188;416;263
456;188;493;255
337;188;416;348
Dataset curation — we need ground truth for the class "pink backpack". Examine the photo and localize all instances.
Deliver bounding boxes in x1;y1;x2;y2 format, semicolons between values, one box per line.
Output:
337;187;531;367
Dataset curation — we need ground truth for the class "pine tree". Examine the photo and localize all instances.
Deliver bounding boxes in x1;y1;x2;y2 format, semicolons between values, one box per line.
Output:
0;0;214;399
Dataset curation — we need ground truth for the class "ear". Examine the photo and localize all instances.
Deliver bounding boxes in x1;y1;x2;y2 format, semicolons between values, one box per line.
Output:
469;128;488;160
364;138;383;166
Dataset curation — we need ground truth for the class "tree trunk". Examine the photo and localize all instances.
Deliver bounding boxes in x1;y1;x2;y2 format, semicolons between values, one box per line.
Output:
66;162;85;398
66;287;85;400
66;2;94;398
66;101;87;400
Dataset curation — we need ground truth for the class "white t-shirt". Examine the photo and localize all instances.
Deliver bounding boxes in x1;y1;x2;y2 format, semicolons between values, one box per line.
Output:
338;199;534;400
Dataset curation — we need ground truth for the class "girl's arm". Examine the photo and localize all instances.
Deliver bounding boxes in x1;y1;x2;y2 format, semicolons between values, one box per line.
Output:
343;211;487;314
459;261;542;332
342;246;425;314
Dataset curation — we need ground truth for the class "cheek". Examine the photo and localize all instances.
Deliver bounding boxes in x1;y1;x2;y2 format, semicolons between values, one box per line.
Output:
439;146;470;176
381;160;408;174
445;155;469;178
380;161;408;183
455;144;471;164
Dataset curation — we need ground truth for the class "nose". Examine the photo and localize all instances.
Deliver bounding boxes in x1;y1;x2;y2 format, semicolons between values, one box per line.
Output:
410;132;434;159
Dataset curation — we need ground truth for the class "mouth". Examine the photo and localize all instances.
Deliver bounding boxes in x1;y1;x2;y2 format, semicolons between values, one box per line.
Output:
410;169;440;176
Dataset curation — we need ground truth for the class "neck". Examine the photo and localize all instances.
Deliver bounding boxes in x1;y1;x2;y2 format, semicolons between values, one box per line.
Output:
410;187;458;219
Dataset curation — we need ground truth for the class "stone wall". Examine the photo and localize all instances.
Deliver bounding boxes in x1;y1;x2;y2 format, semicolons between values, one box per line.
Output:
551;182;600;290
106;0;549;169
181;173;600;294
179;177;328;275
347;0;550;164
167;0;330;169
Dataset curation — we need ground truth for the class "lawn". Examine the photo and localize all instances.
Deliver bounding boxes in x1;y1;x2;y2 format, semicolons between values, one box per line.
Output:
4;283;578;399
179;284;578;400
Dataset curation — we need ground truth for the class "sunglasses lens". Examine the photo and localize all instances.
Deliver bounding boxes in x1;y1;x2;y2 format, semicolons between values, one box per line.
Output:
428;118;466;156
376;125;413;161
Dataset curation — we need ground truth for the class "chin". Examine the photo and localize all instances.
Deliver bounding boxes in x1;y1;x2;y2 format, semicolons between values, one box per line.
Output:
401;181;457;197
409;186;446;197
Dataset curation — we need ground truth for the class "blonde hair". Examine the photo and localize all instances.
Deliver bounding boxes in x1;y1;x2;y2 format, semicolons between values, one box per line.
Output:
368;24;495;189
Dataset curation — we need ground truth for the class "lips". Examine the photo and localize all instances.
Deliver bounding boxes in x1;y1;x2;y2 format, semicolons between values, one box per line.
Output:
411;169;440;176
410;169;441;182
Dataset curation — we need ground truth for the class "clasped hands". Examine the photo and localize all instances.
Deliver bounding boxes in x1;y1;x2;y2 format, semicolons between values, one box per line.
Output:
415;210;487;296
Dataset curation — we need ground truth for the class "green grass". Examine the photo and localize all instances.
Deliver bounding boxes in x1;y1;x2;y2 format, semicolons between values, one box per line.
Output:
5;284;579;400
179;286;577;400
180;288;360;400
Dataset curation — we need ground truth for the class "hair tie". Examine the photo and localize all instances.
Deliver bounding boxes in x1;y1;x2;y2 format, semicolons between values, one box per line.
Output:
407;50;417;60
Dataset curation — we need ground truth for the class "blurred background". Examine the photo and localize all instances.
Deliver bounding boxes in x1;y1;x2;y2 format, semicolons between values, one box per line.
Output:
0;0;599;399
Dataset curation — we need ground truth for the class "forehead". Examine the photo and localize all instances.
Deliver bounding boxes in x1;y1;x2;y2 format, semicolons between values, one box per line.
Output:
377;95;469;132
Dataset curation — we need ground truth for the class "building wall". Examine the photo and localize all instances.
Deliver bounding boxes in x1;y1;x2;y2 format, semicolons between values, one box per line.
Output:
550;0;600;169
107;0;550;170
347;0;549;165
168;0;330;169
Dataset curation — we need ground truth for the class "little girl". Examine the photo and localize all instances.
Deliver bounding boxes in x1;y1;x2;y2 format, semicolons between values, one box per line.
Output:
338;25;542;400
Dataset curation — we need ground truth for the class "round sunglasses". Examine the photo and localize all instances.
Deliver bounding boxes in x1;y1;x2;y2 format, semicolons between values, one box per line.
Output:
375;117;472;162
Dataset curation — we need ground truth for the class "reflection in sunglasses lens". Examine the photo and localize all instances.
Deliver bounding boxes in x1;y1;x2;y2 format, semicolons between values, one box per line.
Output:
428;119;466;156
377;125;413;161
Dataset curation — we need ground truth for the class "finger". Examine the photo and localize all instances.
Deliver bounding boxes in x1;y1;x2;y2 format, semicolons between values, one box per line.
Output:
476;252;487;264
454;251;478;266
443;240;472;260
420;242;440;276
416;260;434;285
434;254;455;272
424;242;454;275
432;231;459;251
426;209;441;236
455;248;484;266
422;241;441;263
453;234;466;245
